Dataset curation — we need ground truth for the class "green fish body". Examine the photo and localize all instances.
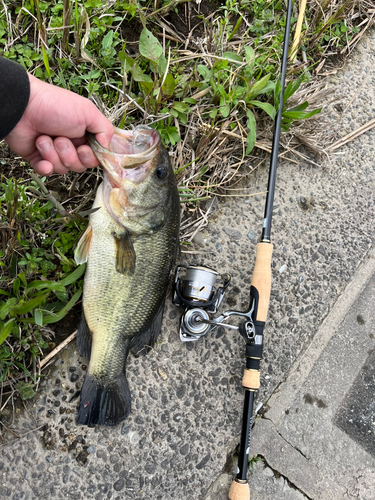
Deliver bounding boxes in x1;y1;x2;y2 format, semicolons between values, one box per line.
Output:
75;127;179;426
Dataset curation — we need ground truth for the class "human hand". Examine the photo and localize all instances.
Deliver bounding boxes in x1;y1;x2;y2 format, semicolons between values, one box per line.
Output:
4;73;114;176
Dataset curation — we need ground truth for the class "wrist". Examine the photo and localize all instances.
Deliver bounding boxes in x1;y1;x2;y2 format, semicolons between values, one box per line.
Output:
27;72;46;107
0;59;31;140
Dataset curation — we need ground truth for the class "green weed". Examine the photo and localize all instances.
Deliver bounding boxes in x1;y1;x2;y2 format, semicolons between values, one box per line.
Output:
0;175;87;399
248;454;264;470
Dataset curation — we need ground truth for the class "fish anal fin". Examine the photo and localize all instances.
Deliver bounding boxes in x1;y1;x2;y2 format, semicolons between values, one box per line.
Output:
74;225;93;264
130;300;165;357
77;313;92;360
114;231;136;275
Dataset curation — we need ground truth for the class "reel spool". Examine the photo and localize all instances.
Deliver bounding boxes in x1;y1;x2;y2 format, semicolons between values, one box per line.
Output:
172;265;231;341
181;266;218;303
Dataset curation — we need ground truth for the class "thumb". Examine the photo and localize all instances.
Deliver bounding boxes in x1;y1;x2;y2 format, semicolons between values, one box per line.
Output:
85;102;114;149
95;128;114;149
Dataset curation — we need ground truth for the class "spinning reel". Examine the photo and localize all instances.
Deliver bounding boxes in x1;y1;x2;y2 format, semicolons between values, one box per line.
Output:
172;265;257;343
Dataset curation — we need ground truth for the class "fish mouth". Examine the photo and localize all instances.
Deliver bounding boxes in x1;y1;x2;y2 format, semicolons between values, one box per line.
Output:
87;126;160;170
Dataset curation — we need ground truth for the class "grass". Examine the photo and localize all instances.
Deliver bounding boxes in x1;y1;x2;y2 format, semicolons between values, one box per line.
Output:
0;0;371;408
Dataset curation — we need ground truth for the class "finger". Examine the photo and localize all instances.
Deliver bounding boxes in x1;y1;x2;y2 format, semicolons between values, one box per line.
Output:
54;137;87;173
29;157;54;176
77;144;100;169
85;102;114;149
36;136;67;173
71;137;87;148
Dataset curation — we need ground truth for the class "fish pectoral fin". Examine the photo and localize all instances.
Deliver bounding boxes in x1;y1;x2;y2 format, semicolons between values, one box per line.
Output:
114;231;136;275
130;300;165;357
74;225;93;264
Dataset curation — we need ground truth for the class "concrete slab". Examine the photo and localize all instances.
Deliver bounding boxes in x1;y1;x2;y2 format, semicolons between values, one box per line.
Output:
249;252;375;499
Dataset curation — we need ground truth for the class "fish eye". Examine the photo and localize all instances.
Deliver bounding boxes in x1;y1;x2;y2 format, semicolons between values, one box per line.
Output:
155;165;168;179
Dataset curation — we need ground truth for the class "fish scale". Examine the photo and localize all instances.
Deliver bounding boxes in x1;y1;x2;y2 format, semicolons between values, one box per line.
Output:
84;185;177;377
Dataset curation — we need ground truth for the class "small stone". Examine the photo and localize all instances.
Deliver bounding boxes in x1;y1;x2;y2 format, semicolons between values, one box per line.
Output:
148;387;158;400
176;385;186;399
247;230;257;243
86;446;96;454
278;264;287;274
110;454;120;464
70;374;79;382
145;463;157;474
121;424;130;436
157;367;168;380
129;431;140;445
196;453;211;470
161;411;170;424
223;228;242;240
96;450;107;461
318;245;326;255
193;232;205;247
113;479;124;492
179;443;189;455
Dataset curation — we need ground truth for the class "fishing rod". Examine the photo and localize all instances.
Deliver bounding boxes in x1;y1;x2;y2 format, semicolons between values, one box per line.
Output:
228;1;293;497
228;1;294;498
172;1;294;498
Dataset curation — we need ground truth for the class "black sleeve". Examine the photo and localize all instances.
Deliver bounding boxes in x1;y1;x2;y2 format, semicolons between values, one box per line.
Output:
0;57;30;140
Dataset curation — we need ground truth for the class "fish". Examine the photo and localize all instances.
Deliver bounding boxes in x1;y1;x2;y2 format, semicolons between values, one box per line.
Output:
74;125;180;426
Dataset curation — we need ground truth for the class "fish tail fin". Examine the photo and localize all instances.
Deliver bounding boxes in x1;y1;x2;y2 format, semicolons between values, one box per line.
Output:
76;373;131;427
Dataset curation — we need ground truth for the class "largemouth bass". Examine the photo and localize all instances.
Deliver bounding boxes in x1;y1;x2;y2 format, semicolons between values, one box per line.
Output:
74;126;180;426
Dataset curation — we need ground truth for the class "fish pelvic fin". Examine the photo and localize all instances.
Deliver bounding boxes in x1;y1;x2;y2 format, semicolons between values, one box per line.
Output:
76;372;131;427
114;231;136;275
74;225;93;265
77;313;92;360
130;300;165;357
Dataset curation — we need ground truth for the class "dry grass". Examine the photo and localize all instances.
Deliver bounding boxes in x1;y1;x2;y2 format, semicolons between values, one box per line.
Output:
0;0;371;238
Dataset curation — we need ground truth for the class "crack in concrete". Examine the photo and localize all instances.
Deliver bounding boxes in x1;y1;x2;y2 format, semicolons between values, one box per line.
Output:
262;415;309;459
257;453;313;500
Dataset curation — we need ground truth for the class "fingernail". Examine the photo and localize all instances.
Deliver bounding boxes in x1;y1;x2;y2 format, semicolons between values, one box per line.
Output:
37;140;51;153
55;141;69;153
78;150;90;161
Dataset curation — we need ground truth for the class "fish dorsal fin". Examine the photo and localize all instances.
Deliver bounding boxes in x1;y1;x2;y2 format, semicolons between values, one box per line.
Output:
74;225;93;264
114;231;136;275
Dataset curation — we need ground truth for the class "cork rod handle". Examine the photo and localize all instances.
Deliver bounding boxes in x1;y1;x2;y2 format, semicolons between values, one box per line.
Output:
228;480;250;500
250;242;273;323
